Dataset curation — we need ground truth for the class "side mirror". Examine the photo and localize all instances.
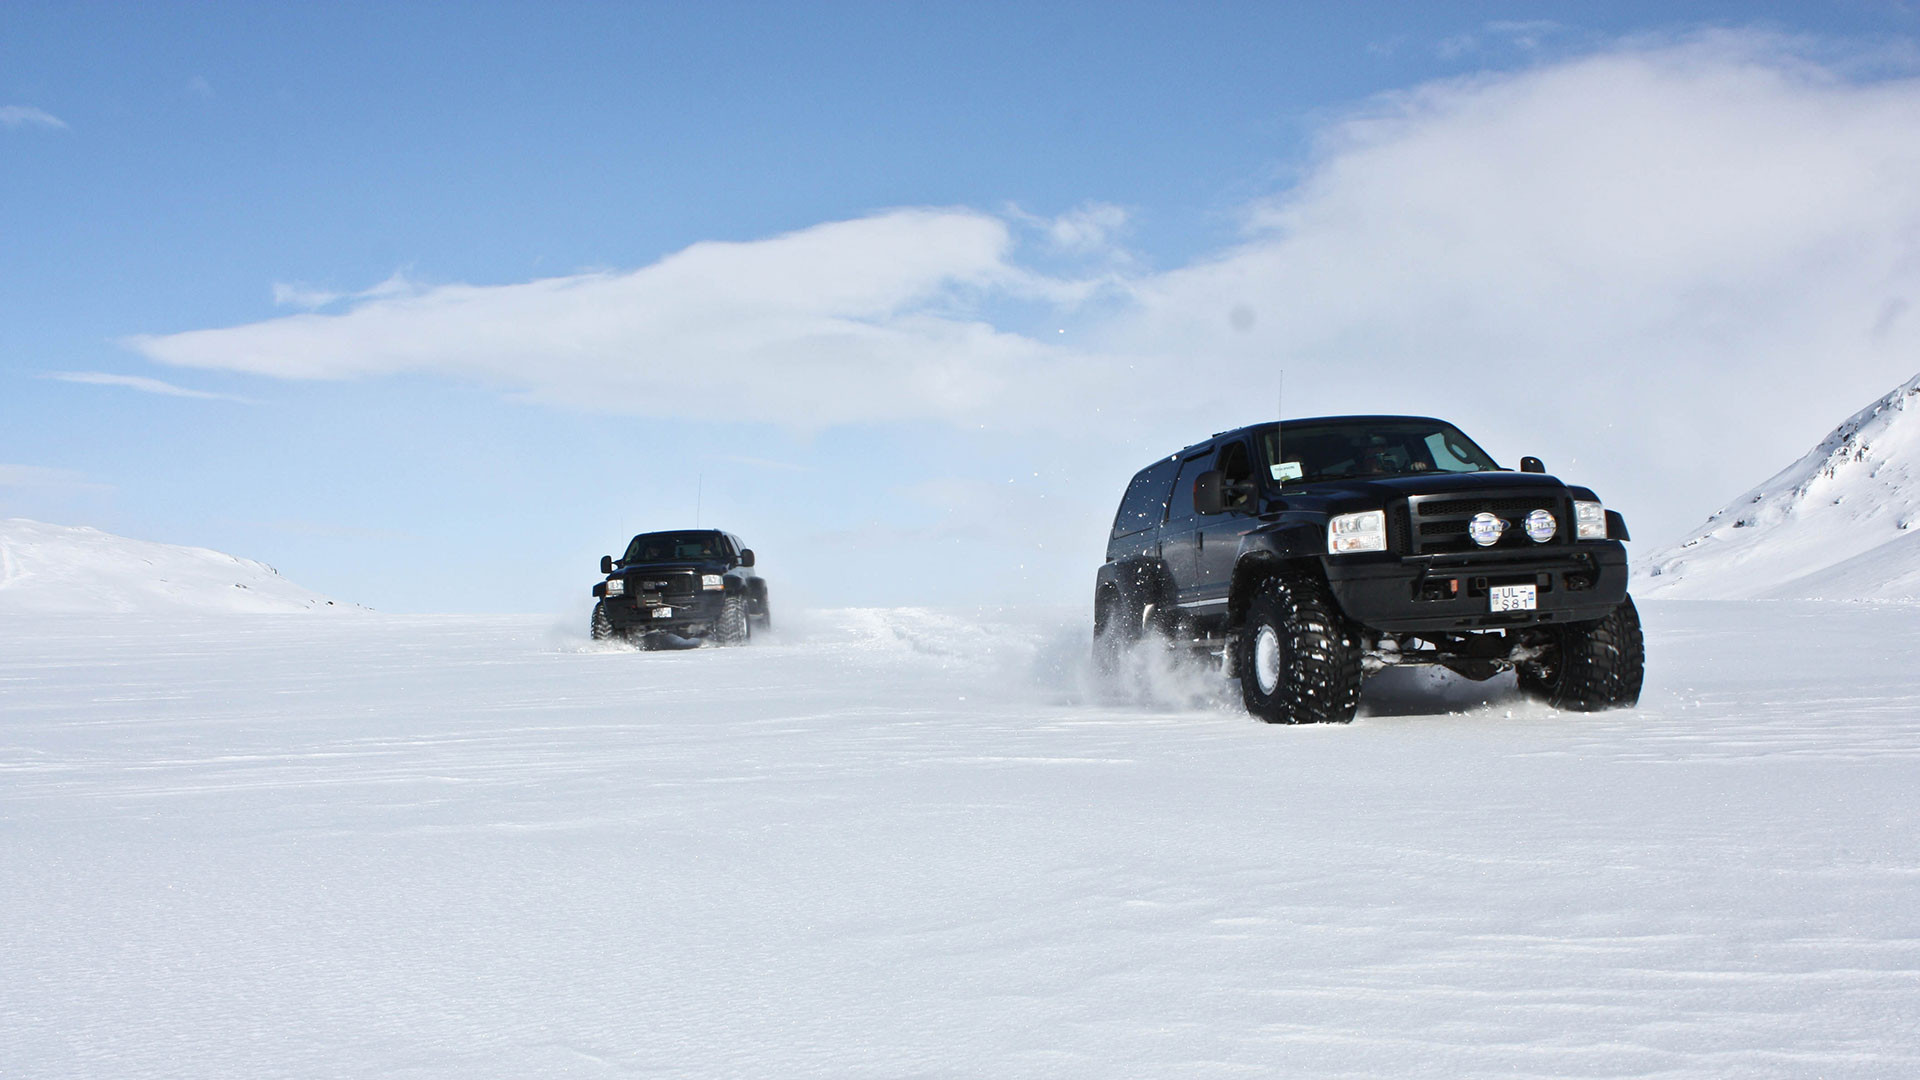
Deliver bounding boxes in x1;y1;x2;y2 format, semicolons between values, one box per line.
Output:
1520;456;1545;474
600;555;614;575
738;548;755;568
1193;470;1226;515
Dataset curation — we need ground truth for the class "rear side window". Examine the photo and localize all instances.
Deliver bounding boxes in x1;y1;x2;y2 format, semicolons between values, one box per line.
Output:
1167;452;1210;525
1112;458;1178;538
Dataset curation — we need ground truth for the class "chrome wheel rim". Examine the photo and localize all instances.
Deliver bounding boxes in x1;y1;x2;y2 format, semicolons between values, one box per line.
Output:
1254;625;1282;696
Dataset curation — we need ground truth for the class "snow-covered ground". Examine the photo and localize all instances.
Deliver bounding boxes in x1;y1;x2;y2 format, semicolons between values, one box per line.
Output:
1640;371;1920;600
4;601;1916;1078
0;518;347;614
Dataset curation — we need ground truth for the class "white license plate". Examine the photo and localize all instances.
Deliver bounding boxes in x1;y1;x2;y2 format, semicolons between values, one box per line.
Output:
653;607;674;618
1489;585;1536;612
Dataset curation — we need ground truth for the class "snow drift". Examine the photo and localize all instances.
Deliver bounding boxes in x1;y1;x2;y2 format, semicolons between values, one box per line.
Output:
0;518;346;614
1638;371;1920;600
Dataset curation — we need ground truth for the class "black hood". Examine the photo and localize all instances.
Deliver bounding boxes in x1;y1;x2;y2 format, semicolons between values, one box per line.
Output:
1311;470;1567;497
1274;470;1574;514
609;558;731;578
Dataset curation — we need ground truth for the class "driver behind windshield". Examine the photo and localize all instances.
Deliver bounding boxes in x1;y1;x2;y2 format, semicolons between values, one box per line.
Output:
1265;420;1497;484
626;533;719;563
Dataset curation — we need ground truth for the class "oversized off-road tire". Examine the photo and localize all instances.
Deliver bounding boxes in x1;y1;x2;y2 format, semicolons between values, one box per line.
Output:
711;595;749;646
1517;594;1644;710
1091;586;1141;676
1237;574;1362;724
590;601;614;641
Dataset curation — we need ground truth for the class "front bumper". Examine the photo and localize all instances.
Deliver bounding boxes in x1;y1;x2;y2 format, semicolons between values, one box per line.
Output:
598;591;727;635
1323;542;1629;633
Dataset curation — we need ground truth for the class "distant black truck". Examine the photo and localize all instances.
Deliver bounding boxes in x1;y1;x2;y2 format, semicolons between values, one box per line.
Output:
1094;416;1643;722
592;529;769;648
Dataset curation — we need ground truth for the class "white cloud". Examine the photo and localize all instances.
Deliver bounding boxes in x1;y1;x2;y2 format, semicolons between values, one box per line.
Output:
46;372;249;402
0;105;67;130
121;34;1920;544
1101;32;1920;534
133;209;1107;428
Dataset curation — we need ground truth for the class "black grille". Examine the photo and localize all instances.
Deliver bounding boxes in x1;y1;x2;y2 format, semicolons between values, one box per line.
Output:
628;570;700;607
1404;490;1569;555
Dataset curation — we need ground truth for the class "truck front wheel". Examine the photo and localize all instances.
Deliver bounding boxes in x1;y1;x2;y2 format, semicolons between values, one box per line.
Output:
1238;574;1362;724
590;601;613;641
711;595;749;646
1517;595;1644;711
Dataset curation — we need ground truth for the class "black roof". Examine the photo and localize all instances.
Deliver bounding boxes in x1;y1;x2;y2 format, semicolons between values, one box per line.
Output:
1184;415;1452;458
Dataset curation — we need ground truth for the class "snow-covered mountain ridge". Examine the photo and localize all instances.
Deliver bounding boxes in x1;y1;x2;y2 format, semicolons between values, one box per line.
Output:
0;518;348;614
1638;371;1920;600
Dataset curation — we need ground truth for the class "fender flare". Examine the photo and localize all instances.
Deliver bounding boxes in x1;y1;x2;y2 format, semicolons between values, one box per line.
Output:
1228;522;1328;626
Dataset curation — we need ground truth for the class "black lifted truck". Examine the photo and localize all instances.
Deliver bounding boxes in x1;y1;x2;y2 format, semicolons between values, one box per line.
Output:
1093;416;1644;723
591;529;770;648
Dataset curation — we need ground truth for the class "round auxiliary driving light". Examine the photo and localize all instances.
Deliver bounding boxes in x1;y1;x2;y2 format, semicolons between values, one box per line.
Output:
1525;509;1558;543
1469;512;1506;547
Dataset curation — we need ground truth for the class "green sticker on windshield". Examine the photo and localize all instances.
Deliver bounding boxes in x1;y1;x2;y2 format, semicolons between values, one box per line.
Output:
1271;461;1303;482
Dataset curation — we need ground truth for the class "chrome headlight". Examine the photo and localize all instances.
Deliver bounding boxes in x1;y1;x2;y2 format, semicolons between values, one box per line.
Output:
1524;508;1557;543
605;578;625;597
702;574;724;590
1574;500;1607;540
1328;510;1387;554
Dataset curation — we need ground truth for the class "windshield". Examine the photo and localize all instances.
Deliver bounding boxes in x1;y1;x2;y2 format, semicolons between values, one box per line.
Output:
621;531;728;564
1260;419;1500;485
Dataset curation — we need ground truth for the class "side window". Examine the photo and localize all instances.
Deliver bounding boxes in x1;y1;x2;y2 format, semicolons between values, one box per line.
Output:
1111;458;1178;538
1167;451;1210;525
1216;440;1253;508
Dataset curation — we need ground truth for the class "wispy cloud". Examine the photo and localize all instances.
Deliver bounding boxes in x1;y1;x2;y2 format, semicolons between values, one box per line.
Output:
133;209;1103;428
0;464;109;492
1486;20;1567;51
1004;202;1133;259
46;371;251;403
271;282;345;309
272;271;422;310
1437;19;1574;60
0;105;67;130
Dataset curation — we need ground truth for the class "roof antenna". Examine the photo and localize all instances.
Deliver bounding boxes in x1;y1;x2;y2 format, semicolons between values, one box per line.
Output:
695;473;703;527
1276;368;1285;486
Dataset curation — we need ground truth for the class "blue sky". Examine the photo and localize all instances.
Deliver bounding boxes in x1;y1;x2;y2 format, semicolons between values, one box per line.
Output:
8;2;1920;614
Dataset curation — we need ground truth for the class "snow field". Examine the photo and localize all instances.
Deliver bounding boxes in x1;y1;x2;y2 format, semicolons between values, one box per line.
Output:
3;601;1917;1078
